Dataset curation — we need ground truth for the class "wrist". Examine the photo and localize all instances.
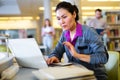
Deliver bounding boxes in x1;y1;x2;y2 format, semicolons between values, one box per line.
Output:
73;52;79;58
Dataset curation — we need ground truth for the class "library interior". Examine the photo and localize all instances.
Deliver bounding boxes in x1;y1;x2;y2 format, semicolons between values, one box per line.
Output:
0;0;120;80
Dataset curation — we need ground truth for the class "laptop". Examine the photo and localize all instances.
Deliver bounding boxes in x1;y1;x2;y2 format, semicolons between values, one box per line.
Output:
8;38;48;69
8;38;94;79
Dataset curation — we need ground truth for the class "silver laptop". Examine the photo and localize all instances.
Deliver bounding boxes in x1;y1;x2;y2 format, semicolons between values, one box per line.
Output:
8;38;94;79
8;38;48;69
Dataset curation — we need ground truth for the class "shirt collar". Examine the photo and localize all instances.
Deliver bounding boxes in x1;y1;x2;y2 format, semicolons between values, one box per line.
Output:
64;23;82;45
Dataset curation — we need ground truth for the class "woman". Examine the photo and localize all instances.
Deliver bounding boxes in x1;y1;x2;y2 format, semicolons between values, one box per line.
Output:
46;1;108;80
41;18;55;55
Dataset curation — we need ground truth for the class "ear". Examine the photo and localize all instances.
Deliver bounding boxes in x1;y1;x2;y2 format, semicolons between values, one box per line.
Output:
73;11;76;19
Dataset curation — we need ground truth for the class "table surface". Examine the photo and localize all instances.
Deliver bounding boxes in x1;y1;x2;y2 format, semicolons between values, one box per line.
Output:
11;68;38;80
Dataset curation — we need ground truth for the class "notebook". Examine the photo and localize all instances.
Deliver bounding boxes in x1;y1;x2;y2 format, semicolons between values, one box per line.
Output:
8;38;48;69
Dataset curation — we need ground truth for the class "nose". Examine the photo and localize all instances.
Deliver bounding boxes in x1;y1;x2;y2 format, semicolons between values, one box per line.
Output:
60;19;65;25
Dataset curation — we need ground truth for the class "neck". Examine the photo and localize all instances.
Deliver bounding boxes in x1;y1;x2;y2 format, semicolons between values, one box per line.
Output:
70;22;76;32
70;22;77;41
70;27;76;35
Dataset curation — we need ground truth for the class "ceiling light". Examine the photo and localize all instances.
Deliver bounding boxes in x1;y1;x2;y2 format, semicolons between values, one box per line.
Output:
22;17;33;20
82;12;95;16
52;7;56;10
0;17;34;20
82;7;93;10
109;0;120;1
36;16;40;20
39;7;44;10
94;7;113;10
39;7;56;10
88;0;120;1
59;0;64;1
114;7;120;9
82;12;95;14
9;17;22;20
88;0;108;1
82;7;120;10
0;17;9;20
0;20;36;29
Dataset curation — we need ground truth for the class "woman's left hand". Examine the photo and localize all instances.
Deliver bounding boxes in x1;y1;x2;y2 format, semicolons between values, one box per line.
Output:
63;41;78;58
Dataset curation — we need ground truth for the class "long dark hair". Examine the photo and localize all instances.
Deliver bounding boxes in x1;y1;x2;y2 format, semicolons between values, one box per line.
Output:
55;1;79;22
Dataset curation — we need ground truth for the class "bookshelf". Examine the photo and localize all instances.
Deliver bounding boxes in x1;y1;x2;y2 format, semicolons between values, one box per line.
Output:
106;11;120;51
106;11;120;24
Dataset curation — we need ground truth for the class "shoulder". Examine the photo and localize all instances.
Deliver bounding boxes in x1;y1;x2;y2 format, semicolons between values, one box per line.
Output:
81;25;101;42
82;25;94;31
81;25;98;35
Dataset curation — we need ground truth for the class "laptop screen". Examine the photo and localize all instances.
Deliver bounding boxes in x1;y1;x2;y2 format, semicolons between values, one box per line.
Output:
8;38;48;69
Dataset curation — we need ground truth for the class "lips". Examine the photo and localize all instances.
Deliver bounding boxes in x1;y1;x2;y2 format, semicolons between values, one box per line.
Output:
62;25;68;30
62;25;67;28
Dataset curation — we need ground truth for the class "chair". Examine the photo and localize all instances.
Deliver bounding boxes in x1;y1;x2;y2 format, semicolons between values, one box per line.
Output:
105;51;120;80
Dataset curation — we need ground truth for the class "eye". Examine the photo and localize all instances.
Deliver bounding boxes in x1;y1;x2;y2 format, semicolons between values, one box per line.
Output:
57;17;60;20
63;16;67;19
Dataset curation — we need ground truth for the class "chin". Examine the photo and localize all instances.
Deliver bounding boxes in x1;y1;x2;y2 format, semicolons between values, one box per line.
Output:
63;28;69;31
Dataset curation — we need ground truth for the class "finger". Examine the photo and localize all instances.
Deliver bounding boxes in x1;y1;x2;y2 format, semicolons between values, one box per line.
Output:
63;41;69;45
57;58;59;62
55;58;60;63
46;58;50;64
63;42;72;46
50;58;54;64
63;42;69;47
47;58;52;64
62;42;67;45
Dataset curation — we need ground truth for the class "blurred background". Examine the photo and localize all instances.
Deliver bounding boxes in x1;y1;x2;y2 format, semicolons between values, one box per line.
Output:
0;0;120;50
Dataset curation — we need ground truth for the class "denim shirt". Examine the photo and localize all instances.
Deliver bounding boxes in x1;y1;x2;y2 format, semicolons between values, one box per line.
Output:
49;24;108;79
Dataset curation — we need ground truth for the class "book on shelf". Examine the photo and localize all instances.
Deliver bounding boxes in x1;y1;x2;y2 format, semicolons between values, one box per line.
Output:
109;29;119;37
108;40;120;51
116;14;120;24
106;13;120;24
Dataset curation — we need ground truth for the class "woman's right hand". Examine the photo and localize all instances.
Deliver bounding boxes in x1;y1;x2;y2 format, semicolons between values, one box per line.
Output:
46;56;59;65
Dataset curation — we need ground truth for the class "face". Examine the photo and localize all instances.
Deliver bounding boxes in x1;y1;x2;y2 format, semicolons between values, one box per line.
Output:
45;20;49;26
56;8;76;31
95;11;102;19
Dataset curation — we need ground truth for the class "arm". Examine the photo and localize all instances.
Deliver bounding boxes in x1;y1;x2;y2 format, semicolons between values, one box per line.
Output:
41;27;46;37
47;27;55;36
46;32;65;64
63;42;90;63
86;27;108;64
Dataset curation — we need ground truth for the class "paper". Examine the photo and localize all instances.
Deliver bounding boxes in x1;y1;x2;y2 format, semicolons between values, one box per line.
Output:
33;65;94;80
